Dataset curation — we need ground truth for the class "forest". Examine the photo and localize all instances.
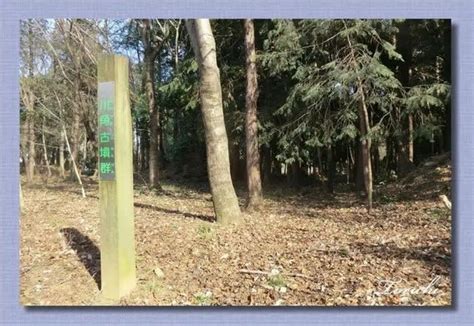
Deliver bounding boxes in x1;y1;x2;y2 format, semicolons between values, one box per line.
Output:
20;19;451;306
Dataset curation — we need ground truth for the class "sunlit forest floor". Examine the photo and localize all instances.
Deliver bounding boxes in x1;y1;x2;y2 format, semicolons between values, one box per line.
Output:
20;155;451;306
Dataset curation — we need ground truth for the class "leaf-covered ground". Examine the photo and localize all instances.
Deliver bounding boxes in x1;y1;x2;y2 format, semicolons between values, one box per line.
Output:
20;158;451;306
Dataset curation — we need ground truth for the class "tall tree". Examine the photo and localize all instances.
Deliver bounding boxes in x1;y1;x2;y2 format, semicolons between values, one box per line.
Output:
139;19;163;190
185;19;241;224
396;19;415;175
244;19;263;209
20;20;42;184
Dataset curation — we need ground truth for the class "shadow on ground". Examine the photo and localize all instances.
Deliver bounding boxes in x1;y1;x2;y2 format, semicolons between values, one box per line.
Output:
134;202;215;222
60;228;101;289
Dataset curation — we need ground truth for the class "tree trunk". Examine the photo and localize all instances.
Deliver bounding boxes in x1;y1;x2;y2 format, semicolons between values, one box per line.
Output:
261;146;272;185
144;48;161;190
327;145;335;193
372;144;380;179
41;117;52;178
59;130;65;178
134;125;140;171
186;19;241;224
63;125;86;197
344;27;373;212
25;23;36;183
287;162;301;187
69;91;81;180
20;84;35;184
316;147;323;180
140;128;149;172
355;135;365;192
358;100;373;212
26;117;36;182
138;19;162;190
229;143;241;184
244;19;263;209
397;20;415;172
408;113;414;162
441;19;451;152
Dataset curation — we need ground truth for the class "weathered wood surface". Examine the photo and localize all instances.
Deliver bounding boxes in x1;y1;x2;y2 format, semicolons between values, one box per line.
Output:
98;55;136;300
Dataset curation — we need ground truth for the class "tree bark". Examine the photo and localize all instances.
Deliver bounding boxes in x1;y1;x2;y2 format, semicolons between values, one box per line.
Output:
327;145;335;193
358;100;373;212
59;130;66;177
408;113;414;162
144;54;161;189
23;23;36;184
63;125;86;197
26;105;36;183
397;20;415;173
21;88;36;184
69;78;82;180
344;24;373;212
186;19;241;224
244;19;263;209
41;116;52;178
140;128;149;172
441;19;451;152
261;146;272;185
140;19;162;190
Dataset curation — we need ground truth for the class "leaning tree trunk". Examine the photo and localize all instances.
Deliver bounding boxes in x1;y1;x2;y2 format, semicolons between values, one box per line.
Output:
186;19;241;224
244;19;263;209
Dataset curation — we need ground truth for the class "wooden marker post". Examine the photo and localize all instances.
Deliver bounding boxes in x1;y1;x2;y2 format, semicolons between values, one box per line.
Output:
98;55;136;299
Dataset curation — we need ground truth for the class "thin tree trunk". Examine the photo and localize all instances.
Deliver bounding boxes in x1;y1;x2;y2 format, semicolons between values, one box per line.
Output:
20;84;36;183
23;22;36;184
59;130;65;177
69;102;81;180
186;19;241;224
244;19;263;209
358;97;373;212
327;145;335;193
134;125;140;170
140;128;149;172
317;147;323;179
355;141;365;192
82;137;87;171
41;117;52;178
145;55;161;189
346;145;351;184
408;113;414;162
63;125;86;197
26;96;36;183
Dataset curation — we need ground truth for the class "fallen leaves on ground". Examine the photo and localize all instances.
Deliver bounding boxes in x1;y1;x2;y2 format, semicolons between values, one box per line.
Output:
20;164;451;306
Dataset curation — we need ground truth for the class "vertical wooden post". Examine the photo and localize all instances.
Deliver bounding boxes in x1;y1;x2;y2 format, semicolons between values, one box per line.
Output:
98;55;136;299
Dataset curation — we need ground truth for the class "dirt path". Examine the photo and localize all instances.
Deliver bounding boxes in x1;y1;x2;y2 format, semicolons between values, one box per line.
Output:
20;179;451;306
